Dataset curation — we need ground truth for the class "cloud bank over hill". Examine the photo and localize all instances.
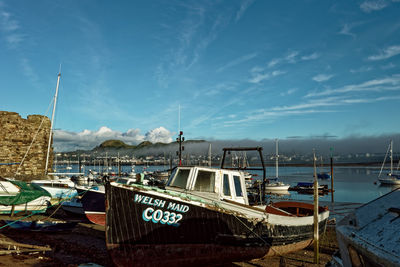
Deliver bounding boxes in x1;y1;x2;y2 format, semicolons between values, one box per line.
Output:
53;126;173;151
53;126;400;157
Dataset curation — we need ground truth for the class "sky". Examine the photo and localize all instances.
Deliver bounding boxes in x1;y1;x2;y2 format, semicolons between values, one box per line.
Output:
1;0;400;152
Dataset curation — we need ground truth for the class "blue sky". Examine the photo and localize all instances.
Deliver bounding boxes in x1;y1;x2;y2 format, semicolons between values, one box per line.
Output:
1;0;400;151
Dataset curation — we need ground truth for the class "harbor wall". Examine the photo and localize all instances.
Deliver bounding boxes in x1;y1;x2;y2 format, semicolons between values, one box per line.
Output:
0;111;53;180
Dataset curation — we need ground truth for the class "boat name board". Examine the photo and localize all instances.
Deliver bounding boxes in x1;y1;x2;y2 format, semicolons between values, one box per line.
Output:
134;193;190;227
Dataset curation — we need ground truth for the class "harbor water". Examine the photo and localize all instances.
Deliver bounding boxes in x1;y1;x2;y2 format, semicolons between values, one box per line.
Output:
56;164;397;204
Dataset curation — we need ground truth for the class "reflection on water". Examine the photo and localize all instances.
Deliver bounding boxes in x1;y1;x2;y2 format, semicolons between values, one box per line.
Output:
58;164;396;204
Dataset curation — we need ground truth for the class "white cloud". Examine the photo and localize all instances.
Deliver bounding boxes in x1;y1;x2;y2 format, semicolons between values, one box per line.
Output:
312;74;334;82
367;45;400;60
53;126;174;151
306;74;400;97
145;127;173;143
280;88;297;96
350;66;373;73
301;53;320;61
248;69;285;84
249;73;270;84
360;0;388;13
339;24;356;38
235;0;254;22
216;53;257;72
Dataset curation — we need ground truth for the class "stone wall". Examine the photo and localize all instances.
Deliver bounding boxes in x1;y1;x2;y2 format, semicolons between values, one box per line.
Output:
0;111;53;181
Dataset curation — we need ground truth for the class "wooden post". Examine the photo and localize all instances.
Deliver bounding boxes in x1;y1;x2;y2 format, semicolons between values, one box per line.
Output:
313;150;319;264
330;147;334;203
10;205;15;217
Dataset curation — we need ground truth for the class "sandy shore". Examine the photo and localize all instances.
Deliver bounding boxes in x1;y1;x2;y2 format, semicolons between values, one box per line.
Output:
0;210;338;267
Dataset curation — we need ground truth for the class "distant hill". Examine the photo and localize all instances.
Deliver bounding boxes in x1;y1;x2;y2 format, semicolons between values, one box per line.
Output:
84;139;206;156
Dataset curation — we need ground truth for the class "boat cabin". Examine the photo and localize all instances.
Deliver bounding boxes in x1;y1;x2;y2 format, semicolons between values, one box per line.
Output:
166;166;249;205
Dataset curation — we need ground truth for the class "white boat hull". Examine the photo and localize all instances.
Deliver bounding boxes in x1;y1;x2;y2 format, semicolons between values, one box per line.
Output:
0;196;51;214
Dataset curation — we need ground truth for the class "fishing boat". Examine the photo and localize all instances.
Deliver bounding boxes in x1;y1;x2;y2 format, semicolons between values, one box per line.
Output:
289;182;328;195
105;147;330;266
0;178;51;214
378;140;400;185
336;188;400;266
265;139;290;191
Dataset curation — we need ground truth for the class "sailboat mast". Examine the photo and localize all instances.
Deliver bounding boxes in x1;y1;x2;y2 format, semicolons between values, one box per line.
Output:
275;139;279;178
45;72;61;175
390;140;393;174
208;143;212;167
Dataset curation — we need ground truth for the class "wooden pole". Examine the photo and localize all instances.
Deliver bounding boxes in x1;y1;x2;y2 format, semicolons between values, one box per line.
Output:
313;150;319;264
330;147;334;203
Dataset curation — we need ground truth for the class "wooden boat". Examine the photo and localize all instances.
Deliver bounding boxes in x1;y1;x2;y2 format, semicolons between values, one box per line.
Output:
0;178;51;214
336;188;400;266
105;147;329;266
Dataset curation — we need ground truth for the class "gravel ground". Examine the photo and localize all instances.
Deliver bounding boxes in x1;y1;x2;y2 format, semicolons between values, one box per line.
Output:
0;211;338;267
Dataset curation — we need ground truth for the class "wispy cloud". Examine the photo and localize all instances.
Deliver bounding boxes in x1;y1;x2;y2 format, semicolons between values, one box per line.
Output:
280;88;297;96
268;51;318;68
306;74;400;97
350;66;373;73
381;62;396;69
235;0;254;22
224;94;400;126
367;45;400;60
360;0;388;13
339;23;356;38
301;53;320;61
248;69;286;84
312;74;334;82
216;52;257;72
0;6;23;48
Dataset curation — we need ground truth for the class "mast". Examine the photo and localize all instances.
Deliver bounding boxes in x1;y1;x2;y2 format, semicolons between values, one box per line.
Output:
390;140;393;175
275;139;279;178
208;143;212;167
45;71;61;175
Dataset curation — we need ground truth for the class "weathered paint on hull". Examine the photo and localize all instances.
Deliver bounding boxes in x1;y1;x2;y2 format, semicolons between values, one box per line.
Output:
106;183;328;266
85;212;105;226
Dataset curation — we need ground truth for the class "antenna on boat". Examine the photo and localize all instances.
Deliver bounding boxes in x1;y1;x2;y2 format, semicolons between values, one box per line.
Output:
176;104;184;166
45;69;61;175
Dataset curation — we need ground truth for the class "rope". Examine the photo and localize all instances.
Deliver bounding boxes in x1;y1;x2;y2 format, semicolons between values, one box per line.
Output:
15;100;53;176
0;186;90;229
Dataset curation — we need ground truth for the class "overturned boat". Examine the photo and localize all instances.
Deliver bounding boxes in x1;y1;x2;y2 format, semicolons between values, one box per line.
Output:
105;147;329;266
336;188;400;267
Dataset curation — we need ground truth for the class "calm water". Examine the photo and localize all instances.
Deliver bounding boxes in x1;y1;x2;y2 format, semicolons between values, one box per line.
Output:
56;164;397;204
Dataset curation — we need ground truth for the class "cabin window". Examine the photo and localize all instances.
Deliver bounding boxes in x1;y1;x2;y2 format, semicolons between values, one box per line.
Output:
169;169;190;188
194;170;215;192
233;175;243;197
223;174;231;196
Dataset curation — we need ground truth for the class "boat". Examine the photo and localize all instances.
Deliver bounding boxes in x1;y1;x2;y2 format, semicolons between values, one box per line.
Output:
378;140;400;185
265;139;290;191
0;178;51;214
31;177;77;199
2;219;77;232
289;182;328;195
79;177;140;226
317;156;331;179
336;188;400;266
105;146;330;266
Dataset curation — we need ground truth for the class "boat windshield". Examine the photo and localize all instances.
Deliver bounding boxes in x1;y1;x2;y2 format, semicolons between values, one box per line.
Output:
168;169;190;189
193;170;215;192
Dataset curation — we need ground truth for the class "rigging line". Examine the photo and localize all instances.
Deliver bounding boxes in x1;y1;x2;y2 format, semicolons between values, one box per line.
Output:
15;100;54;176
378;142;391;178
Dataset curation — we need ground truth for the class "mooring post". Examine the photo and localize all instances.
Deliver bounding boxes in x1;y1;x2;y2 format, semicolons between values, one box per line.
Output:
330;147;334;203
313;150;319;264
